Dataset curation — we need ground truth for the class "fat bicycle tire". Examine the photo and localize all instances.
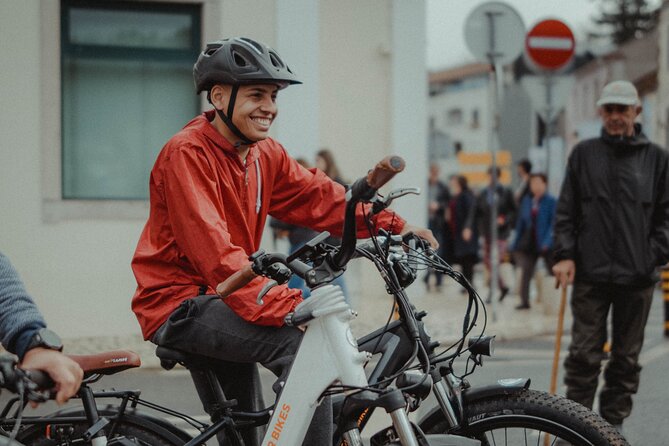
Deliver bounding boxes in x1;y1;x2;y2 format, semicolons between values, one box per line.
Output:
422;389;629;446
18;420;180;446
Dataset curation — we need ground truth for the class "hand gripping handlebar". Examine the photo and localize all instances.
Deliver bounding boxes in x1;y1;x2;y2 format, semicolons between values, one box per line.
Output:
215;155;406;301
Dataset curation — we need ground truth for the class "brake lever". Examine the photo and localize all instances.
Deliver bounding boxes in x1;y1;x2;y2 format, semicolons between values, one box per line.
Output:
371;187;421;215
257;280;278;305
387;186;421;201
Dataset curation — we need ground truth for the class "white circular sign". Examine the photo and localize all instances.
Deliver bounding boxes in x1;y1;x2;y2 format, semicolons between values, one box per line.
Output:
464;1;526;65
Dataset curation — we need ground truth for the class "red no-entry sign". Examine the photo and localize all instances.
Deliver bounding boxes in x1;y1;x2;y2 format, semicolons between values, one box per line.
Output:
525;19;575;71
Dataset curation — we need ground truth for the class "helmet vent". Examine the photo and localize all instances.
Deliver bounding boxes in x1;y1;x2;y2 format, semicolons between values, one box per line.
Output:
269;52;284;68
232;51;249;67
239;37;263;54
204;44;221;57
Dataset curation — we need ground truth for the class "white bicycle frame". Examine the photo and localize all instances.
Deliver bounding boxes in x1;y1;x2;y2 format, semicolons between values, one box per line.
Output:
259;284;419;446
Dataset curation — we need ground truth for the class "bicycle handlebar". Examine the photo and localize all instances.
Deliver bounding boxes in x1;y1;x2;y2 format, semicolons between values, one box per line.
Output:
365;156;405;190
331;155;405;268
0;354;55;399
216;264;256;299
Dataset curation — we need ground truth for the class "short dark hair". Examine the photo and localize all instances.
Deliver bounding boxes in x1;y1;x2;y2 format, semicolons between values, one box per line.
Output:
449;174;469;191
487;166;501;178
517;158;532;174
529;172;547;183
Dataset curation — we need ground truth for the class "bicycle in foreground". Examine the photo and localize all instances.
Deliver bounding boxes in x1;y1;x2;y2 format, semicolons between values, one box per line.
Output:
3;156;628;445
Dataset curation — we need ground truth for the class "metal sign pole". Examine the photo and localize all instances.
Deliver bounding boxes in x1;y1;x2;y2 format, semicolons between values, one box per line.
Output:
486;10;502;320
544;74;554;171
464;1;525;322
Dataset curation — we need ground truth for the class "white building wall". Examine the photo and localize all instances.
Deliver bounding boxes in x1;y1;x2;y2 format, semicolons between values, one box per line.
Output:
319;0;392;181
658;1;669;149
0;0;427;346
429;81;490;154
389;0;428;223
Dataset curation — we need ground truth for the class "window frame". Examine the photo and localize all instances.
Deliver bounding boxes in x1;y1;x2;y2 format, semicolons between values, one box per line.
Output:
41;0;219;221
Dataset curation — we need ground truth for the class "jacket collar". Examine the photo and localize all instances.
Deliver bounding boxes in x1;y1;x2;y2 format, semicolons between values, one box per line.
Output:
600;123;649;148
198;110;260;165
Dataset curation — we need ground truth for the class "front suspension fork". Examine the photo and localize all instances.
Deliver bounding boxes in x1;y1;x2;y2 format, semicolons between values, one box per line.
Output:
430;368;464;431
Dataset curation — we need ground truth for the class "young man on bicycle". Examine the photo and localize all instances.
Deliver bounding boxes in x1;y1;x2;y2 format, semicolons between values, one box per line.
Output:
131;37;436;445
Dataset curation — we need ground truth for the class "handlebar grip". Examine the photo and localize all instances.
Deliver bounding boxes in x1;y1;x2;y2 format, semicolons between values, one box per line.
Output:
366;156;405;190
25;369;54;390
216;264;257;299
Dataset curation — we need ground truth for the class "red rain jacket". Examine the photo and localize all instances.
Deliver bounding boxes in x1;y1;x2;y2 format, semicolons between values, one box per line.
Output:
131;111;405;339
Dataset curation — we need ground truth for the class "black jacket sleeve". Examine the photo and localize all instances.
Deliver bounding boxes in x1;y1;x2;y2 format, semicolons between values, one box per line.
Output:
553;149;581;261
650;149;669;265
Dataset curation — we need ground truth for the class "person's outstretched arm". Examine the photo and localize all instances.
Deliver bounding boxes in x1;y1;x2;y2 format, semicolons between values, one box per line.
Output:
0;251;83;404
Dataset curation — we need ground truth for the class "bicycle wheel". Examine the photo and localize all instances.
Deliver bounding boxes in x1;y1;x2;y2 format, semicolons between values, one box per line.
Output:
19;420;179;446
0;436;24;446
422;389;629;446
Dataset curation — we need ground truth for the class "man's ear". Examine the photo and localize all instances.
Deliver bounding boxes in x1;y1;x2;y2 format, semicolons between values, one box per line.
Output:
210;84;231;111
635;105;643;117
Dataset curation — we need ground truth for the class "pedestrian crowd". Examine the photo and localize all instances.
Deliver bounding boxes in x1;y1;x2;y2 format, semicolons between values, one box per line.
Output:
423;80;669;434
424;159;556;311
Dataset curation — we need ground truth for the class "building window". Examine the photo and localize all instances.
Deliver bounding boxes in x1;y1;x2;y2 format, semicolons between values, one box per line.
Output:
61;0;201;200
446;108;463;126
471;109;480;129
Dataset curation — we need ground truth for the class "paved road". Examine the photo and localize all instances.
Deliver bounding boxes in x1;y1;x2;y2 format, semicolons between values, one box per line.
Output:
4;293;668;445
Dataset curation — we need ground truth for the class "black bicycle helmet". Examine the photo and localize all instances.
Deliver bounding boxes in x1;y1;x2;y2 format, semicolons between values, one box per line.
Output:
194;37;301;93
193;37;301;146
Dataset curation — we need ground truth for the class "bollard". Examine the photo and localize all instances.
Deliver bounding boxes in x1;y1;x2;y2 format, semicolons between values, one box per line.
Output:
663;266;669;338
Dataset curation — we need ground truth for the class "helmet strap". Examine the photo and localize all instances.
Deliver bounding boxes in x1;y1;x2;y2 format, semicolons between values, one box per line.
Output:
214;84;255;146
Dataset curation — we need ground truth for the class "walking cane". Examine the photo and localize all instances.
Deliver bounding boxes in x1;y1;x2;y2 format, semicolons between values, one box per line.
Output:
544;284;568;446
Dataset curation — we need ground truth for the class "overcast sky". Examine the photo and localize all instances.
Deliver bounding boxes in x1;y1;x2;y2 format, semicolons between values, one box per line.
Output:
426;0;662;70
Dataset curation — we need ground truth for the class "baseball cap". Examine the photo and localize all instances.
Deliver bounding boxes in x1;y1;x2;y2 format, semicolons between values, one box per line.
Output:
596;80;640;107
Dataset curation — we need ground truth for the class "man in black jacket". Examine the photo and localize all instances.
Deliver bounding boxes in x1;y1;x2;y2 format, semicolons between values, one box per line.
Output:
553;80;669;431
464;167;516;300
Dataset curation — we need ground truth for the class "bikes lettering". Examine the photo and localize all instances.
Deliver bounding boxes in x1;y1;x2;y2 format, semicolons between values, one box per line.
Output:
267;403;291;446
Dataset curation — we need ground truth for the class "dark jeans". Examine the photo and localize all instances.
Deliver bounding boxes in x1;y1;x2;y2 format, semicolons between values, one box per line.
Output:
152;295;332;446
513;250;554;307
453;254;477;286
563;282;654;425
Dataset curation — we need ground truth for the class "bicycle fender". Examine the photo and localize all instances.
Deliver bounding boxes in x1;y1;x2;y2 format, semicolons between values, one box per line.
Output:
461;378;530;403
16;406;192;444
417;378;530;430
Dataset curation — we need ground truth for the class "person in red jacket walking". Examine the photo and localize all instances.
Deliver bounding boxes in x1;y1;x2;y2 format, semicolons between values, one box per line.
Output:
131;37;435;445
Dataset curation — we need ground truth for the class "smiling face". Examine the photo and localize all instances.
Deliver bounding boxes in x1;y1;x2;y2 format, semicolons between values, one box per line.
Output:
211;83;279;144
598;103;641;137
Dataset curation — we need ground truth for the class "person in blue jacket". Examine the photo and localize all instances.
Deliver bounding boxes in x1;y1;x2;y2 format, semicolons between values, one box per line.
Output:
511;173;556;309
0;251;83;403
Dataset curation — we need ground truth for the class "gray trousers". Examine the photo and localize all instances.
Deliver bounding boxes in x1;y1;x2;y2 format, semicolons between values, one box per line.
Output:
514;251;553;307
563;282;654;425
152;295;332;446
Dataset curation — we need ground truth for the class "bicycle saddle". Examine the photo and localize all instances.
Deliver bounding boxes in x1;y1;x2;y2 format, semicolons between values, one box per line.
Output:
67;350;141;378
155;346;223;370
